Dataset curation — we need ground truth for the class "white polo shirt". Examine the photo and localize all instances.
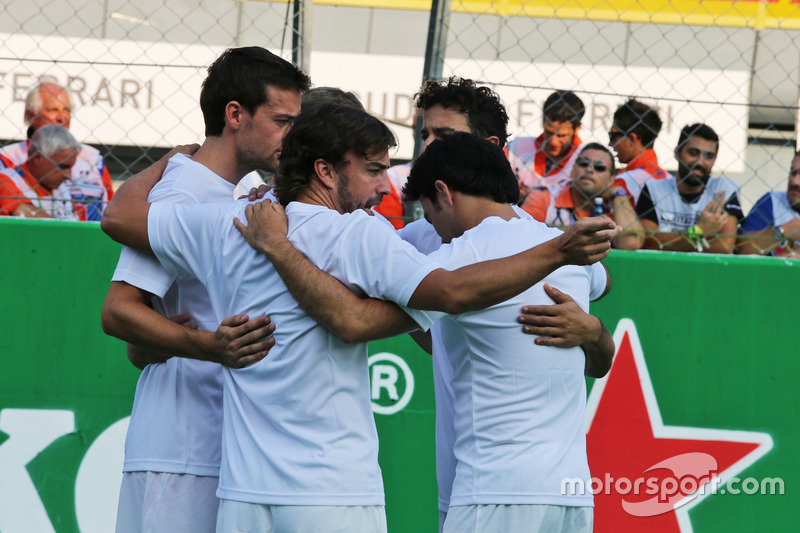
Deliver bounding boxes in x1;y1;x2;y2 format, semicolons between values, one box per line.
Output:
148;197;442;505
427;216;605;508
112;153;235;477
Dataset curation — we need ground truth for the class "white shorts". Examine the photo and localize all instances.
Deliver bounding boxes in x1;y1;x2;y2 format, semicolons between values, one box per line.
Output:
216;500;387;533
443;504;592;533
438;510;447;533
115;471;220;533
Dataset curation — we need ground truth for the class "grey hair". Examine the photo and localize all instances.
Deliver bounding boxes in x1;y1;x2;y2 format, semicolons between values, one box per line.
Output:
24;82;71;123
30;124;80;158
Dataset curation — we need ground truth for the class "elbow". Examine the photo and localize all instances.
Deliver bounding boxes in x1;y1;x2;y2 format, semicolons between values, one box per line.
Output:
336;320;373;344
100;206;121;240
100;304;119;337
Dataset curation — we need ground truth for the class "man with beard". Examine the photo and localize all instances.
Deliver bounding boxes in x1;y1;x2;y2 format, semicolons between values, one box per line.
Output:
634;123;743;253
737;151;800;257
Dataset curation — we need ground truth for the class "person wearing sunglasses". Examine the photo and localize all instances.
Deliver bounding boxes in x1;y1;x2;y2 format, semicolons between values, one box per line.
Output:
608;99;668;204
520;143;645;250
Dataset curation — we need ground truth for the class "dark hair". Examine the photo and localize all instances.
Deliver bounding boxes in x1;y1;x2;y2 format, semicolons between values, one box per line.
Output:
302;87;364;112
200;46;311;137
543;90;585;126
677;123;719;150
276;104;397;204
414;77;510;147
578;142;616;175
613;99;662;148
403;132;519;206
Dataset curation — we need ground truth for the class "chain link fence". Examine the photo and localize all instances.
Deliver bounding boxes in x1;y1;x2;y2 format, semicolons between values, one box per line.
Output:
1;0;799;253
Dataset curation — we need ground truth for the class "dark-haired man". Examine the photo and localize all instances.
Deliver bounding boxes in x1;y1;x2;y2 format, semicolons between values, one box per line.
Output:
608;99;667;203
634;123;743;253
404;131;610;533
101;46;310;533
507;90;586;198
520;142;645;250
102;103;617;532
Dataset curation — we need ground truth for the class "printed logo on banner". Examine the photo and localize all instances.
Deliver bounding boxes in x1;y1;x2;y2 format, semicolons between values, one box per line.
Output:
583;319;774;532
368;352;415;415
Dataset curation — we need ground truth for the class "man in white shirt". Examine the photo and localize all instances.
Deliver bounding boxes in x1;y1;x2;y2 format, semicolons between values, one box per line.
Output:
100;46;310;533
102;103;619;532
403;132;611;532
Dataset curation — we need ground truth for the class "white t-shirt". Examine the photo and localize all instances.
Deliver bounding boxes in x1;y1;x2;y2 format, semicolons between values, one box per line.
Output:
147;197;442;505
111;153;235;476
427;216;604;507
399;206;604;511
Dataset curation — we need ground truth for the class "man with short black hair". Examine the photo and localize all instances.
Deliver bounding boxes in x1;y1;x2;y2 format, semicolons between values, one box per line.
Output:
608;98;667;203
634;123;743;253
737;150;800;257
519;142;645;250
403;132;611;533
507;90;586;197
101;46;310;533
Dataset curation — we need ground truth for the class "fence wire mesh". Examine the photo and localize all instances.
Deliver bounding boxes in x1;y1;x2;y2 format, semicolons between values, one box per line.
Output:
1;0;798;255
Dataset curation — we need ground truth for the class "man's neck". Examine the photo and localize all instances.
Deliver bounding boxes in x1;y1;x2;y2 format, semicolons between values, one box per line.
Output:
455;194;518;235
192;136;246;186
676;175;706;198
294;182;338;211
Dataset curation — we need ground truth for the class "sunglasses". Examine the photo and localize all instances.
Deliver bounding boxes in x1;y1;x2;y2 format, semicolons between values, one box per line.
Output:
608;130;625;143
575;157;609;173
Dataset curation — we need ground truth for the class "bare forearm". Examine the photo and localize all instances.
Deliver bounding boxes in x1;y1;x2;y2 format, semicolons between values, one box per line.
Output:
101;282;213;361
410;238;566;314
611;197;645;250
583;320;615;378
265;239;419;343
737;229;778;255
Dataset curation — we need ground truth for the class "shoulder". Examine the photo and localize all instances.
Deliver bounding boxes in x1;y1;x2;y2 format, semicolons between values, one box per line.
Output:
708;176;740;193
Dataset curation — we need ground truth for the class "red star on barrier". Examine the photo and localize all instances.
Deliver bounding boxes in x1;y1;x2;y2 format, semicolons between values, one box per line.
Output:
585;319;773;532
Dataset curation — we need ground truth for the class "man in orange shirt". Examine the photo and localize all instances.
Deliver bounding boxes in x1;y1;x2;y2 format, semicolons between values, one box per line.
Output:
521;142;644;250
0;124;80;219
608;99;667;204
0;82;114;220
507;90;585;201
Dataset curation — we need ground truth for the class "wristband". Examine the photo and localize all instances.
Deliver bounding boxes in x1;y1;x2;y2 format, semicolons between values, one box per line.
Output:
686;224;709;252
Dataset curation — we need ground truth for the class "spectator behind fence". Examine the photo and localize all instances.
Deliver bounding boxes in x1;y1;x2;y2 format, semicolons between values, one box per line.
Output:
507;90;585;199
609;99;667;203
634;123;743;253
0;124;81;220
520;142;644;250
737;151;800;257
0;82;114;221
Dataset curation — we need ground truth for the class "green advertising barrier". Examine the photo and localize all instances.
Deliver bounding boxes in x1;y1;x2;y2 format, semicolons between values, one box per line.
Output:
0;218;796;532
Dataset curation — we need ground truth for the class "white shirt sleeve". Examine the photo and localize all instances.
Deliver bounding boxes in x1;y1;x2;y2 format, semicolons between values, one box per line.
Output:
111;246;175;297
589;262;608;301
147;202;226;285
317;213;446;331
